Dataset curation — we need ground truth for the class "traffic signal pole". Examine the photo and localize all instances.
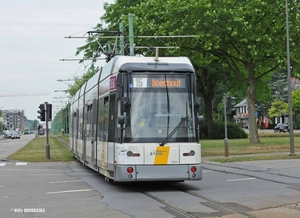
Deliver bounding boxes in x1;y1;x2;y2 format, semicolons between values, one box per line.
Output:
45;102;50;159
37;102;51;159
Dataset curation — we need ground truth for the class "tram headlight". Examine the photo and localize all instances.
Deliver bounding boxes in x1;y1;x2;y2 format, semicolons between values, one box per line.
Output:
183;150;195;156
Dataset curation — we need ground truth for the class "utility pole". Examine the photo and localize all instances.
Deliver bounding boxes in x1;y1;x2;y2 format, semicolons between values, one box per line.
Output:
285;0;295;156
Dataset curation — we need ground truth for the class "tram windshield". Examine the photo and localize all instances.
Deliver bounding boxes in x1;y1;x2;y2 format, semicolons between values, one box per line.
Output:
124;73;196;143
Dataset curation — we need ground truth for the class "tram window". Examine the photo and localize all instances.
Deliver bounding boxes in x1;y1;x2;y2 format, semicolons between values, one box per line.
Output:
104;96;109;105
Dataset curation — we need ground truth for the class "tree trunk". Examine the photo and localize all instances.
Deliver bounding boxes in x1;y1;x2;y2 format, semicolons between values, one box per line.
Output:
247;65;260;144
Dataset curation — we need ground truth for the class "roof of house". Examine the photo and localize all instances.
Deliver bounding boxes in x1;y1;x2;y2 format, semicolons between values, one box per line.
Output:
234;98;247;107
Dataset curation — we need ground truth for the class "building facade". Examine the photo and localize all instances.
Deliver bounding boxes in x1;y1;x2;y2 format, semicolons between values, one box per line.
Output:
2;109;26;132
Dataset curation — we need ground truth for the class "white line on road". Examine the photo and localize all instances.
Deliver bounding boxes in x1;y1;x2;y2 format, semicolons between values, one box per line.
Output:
0;163;6;167
227;177;256;182
46;189;93;194
203;170;214;173
15;162;27;166
49;180;82;184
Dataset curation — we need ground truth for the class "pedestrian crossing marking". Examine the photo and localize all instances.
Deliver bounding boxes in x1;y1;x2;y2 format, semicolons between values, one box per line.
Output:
0;162;28;167
16;162;27;166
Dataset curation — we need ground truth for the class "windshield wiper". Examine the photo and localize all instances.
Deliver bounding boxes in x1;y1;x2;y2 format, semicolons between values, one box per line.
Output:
159;116;188;146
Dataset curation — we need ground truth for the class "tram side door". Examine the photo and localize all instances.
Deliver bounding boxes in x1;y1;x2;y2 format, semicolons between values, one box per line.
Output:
83;105;88;161
98;96;109;170
74;109;79;157
91;99;97;165
71;111;75;154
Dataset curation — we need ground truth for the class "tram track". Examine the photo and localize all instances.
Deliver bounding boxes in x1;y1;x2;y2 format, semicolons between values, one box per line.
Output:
203;162;300;188
51;135;69;148
128;182;254;218
127;161;300;217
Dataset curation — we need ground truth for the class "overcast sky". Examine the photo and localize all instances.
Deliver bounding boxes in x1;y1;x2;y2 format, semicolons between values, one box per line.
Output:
0;0;113;120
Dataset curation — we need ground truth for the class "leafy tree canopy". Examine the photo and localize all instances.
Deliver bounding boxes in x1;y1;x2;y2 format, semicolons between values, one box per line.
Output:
292;88;300;113
268;100;288;118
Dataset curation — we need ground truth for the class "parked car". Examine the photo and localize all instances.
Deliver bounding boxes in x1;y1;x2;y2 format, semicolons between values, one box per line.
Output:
274;123;289;133
242;122;249;129
11;131;20;139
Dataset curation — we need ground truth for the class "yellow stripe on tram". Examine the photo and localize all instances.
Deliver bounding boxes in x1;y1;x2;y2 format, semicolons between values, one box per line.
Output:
154;146;170;164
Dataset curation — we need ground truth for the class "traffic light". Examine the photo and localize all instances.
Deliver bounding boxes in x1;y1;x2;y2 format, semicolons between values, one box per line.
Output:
227;96;236;116
47;104;52;121
37;104;45;121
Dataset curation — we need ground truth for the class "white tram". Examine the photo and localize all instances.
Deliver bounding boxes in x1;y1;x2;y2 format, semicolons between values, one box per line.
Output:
70;55;203;182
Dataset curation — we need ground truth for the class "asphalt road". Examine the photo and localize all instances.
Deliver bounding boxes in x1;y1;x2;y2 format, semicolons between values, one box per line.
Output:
0;134;131;218
0;134;299;218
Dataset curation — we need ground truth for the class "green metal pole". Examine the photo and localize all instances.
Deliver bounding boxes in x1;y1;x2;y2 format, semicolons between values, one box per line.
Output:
128;13;134;56
119;23;124;55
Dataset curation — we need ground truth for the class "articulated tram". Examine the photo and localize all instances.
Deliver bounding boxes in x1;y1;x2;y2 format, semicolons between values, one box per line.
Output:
70;55;203;182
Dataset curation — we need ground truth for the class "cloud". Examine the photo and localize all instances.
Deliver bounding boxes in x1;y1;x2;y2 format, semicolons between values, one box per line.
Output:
0;0;113;120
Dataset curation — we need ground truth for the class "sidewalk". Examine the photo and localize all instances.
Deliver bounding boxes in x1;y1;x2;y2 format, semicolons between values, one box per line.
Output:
202;152;297;163
202;152;300;217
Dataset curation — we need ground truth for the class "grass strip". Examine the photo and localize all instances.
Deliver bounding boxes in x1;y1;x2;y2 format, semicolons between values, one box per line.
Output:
210;154;300;163
7;136;75;162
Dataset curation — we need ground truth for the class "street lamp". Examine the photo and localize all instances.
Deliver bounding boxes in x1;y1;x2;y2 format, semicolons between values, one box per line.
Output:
285;0;295;155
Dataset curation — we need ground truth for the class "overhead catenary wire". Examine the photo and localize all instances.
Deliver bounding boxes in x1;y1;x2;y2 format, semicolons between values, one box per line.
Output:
64;35;197;39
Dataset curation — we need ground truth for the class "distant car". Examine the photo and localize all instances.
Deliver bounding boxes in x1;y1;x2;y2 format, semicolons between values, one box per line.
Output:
23;129;31;135
11;131;20;139
38;129;45;135
242;122;249;129
274;123;289;133
5;131;12;139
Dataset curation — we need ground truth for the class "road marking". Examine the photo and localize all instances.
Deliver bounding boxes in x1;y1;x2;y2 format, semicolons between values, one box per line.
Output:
203;170;214;173
46;189;93;194
15;162;27;166
227;177;256;182
0;163;6;167
49;180;82;184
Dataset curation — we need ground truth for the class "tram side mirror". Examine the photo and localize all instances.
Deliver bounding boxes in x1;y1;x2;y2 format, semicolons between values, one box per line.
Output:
122;97;131;112
194;97;200;113
197;115;203;125
118;115;125;125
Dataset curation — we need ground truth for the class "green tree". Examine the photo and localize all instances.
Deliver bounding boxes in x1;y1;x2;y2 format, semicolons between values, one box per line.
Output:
68;64;99;96
270;70;288;101
195;61;232;136
128;0;300;144
292;88;300;113
75;0;300;144
268;100;288;119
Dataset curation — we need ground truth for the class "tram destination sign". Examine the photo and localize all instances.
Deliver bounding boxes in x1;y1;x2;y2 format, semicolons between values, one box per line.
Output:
132;77;186;88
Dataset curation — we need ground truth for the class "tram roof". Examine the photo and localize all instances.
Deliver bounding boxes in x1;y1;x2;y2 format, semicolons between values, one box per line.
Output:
110;56;195;73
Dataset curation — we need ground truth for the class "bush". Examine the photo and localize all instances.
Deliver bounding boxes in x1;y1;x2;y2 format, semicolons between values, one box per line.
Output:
200;122;248;139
